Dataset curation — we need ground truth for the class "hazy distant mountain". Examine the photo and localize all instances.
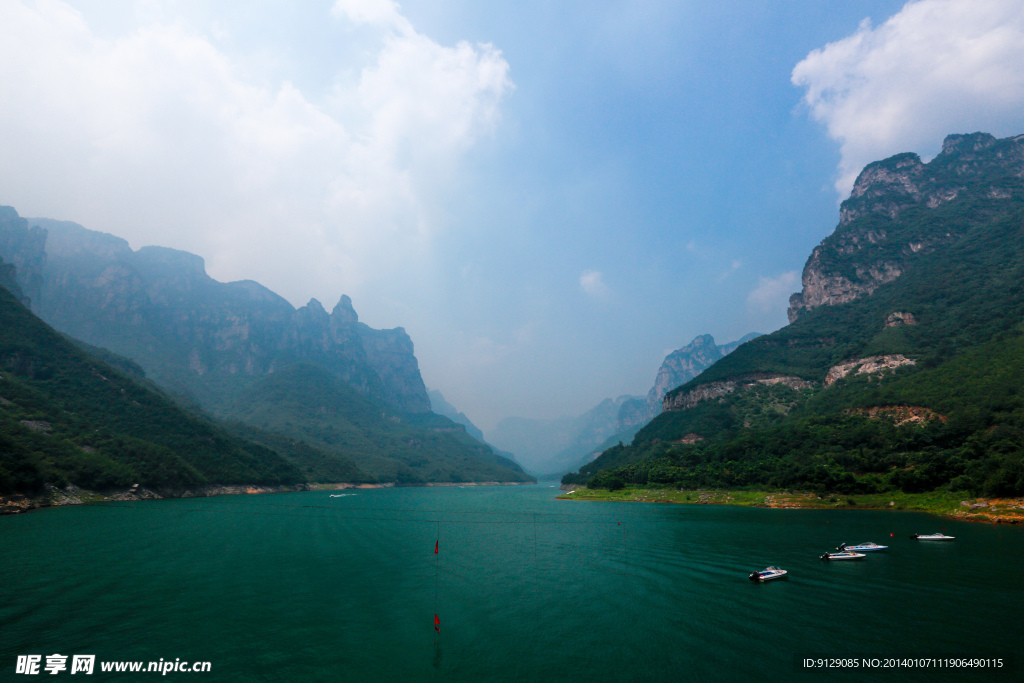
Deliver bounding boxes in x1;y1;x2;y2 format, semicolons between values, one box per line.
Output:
487;333;760;476
0;210;44;306
487;395;639;475
0;256;28;306
616;332;761;431
428;389;486;442
0;207;532;485
0;213;431;414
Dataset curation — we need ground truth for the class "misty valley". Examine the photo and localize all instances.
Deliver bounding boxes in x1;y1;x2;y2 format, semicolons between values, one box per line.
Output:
3;3;1024;671
4;133;1024;516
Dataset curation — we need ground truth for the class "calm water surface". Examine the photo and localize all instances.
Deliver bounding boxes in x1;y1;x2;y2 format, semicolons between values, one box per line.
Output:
2;484;1021;681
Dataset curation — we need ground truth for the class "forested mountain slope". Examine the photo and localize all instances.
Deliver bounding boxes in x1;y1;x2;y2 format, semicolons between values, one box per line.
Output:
0;285;303;494
223;363;532;484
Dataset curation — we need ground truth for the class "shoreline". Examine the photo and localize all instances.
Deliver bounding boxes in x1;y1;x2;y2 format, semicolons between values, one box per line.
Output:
557;486;1024;524
308;481;534;490
0;483;312;515
0;479;536;515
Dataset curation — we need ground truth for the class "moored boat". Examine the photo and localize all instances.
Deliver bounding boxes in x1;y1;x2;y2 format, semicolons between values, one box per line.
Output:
910;533;955;541
748;566;788;581
820;550;866;560
843;542;888;552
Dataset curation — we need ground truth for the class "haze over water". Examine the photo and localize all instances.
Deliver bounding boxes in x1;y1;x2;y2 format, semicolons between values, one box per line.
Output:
2;485;1021;681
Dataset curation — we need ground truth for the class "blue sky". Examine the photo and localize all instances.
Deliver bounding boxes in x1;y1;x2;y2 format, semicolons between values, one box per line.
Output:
2;0;1024;430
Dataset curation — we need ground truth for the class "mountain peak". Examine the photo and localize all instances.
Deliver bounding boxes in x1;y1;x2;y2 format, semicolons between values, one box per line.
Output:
849;152;924;201
940;131;997;156
614;332;760;433
296;297;329;325
789;132;1024;323
682;334;716;349
331;294;358;324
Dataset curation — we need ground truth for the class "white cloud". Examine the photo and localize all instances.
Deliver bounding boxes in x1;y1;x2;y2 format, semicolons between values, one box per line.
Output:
792;0;1024;198
747;271;799;313
332;0;410;34
0;0;512;305
579;269;608;296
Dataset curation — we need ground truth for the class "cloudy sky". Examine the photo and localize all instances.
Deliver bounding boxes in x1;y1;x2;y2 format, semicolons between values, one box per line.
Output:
2;0;1024;431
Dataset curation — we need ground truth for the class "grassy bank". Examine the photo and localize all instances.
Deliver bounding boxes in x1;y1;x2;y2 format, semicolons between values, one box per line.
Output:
557;486;1024;523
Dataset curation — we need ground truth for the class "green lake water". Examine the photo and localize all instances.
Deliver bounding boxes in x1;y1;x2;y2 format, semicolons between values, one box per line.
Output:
1;484;1021;682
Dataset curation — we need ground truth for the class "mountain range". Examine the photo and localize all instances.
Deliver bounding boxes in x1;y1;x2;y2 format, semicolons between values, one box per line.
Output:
8;130;1022;500
0;208;532;493
567;132;1024;498
0;211;429;413
0;281;304;497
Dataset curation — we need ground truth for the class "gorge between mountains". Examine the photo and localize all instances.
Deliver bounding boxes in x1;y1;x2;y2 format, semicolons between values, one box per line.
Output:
3;132;1024;507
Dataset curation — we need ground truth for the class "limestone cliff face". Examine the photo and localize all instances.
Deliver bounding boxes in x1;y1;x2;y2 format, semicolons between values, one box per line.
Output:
788;255;903;320
824;355;916;387
0;210;430;413
662;374;814;412
788;133;1024;322
885;311;917;328
650;335;723;400
356;321;430;413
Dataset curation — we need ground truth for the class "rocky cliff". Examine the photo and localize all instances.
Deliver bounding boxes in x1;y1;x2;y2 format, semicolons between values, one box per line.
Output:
788;132;1024;322
662;373;814;412
0;210;430;413
823;354;916;387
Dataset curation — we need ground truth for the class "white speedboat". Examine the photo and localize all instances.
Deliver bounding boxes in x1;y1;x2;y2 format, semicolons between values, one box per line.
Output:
911;533;954;541
842;542;888;552
749;566;788;581
820;550;866;560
